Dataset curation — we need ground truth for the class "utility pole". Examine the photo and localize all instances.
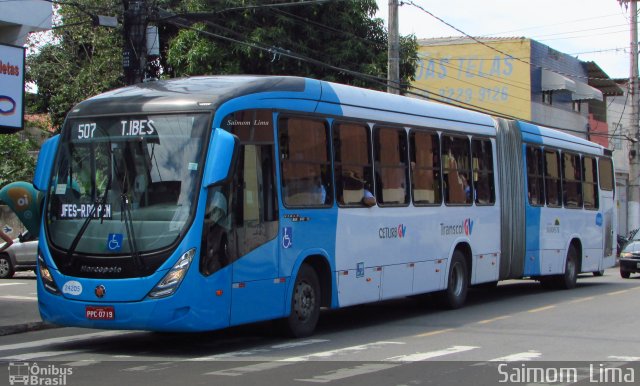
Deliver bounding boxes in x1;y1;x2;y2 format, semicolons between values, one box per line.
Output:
387;0;400;94
628;0;640;232
122;0;148;85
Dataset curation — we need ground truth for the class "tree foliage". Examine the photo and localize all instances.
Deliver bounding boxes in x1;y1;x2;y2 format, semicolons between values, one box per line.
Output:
163;0;418;91
27;0;419;127
0;134;37;186
27;1;125;129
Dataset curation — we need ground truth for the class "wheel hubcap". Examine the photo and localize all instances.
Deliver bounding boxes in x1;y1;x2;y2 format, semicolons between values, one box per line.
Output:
293;281;315;322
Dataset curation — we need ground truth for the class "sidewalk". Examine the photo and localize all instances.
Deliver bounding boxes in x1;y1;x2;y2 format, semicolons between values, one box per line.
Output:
0;273;58;336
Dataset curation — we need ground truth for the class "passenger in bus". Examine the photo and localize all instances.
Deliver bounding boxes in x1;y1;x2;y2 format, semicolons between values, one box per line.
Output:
342;170;375;207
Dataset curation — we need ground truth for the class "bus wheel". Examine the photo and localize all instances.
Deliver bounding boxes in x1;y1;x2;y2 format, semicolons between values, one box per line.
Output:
285;264;320;338
558;246;578;289
438;251;469;309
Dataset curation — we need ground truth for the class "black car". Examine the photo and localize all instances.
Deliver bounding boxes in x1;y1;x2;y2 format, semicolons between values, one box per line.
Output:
619;239;640;278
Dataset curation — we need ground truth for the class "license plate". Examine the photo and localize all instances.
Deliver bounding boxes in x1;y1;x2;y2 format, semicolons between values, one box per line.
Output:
85;306;115;320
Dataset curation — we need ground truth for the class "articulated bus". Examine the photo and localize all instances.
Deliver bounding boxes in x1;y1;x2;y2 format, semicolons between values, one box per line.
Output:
33;76;616;337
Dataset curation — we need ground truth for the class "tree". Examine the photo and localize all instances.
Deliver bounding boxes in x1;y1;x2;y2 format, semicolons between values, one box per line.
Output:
164;0;418;91
26;0;419;127
26;0;124;129
0;134;37;187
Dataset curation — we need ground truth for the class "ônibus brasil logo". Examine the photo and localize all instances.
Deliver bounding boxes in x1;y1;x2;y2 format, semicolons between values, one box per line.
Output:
379;224;407;239
441;218;474;236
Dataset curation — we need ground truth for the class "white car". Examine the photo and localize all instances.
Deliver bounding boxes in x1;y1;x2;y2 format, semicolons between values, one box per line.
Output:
0;231;38;279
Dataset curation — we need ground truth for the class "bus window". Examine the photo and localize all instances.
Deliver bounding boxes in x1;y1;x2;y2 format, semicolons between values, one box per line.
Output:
544;149;562;207
583;156;599;210
562;152;582;208
333;122;374;206
443;135;471;205
472;138;495;205
526;146;545;206
374;127;409;206
410;130;441;206
279;116;332;207
598;157;614;191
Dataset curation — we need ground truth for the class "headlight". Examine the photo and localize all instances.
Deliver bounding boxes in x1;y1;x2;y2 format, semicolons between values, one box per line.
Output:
148;248;195;298
38;254;60;295
620;252;633;258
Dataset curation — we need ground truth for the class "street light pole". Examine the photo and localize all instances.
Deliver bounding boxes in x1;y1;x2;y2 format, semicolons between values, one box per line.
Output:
628;0;640;232
387;0;400;94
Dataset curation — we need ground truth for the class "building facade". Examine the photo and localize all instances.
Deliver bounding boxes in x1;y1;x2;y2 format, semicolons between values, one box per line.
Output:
411;37;622;141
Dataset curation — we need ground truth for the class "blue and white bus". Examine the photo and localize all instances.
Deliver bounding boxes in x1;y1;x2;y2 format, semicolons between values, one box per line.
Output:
33;76;616;337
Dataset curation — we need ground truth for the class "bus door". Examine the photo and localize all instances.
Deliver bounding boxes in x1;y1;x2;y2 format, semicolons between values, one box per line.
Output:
228;140;283;325
598;157;616;268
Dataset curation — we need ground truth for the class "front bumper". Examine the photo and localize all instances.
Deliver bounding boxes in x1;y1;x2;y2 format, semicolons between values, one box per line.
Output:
619;257;640;274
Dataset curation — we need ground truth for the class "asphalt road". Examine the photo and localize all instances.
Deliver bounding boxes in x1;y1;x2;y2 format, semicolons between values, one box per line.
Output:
0;269;639;386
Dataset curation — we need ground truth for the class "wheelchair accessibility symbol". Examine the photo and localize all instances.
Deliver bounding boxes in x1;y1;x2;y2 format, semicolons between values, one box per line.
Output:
107;233;123;251
282;227;292;249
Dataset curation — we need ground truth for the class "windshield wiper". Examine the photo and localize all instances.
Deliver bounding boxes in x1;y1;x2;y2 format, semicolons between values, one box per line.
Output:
121;193;145;270
65;182;112;266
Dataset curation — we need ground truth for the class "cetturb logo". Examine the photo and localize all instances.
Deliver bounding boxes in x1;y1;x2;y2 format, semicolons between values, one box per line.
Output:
379;224;407;239
463;218;474;236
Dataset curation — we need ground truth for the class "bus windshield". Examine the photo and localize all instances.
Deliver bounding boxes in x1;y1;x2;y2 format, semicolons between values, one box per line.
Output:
46;113;210;255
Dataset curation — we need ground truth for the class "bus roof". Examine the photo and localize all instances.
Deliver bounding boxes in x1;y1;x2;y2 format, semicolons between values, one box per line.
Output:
66;76;495;130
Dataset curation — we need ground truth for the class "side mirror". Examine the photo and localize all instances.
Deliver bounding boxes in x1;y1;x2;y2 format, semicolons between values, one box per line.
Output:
203;128;239;187
33;135;60;192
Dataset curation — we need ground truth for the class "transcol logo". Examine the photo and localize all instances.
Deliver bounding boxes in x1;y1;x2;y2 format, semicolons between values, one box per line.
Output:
379;224;407;239
441;218;474;236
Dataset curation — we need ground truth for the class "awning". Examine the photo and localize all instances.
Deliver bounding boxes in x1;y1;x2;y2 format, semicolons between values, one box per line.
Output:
572;81;604;101
541;69;576;92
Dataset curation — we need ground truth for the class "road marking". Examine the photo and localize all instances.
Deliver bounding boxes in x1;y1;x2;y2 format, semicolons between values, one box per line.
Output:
62;360;100;367
0;282;25;287
294;346;478;383
387;345;479;362
203;341;403;376
1;350;88;361
607;289;629;296
489;351;541;362
191;339;328;361
295;363;399;383
282;341;404;361
608;356;640;361
477;315;511;324
0;295;37;301
414;328;455;337
271;339;329;349
568;296;594;304
527;305;556;313
0;330;134;352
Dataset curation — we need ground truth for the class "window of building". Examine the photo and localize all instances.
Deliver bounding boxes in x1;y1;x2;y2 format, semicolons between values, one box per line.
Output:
582;156;598;210
572;101;581;112
409;130;441;205
279;116;332;207
442;135;472;205
471;138;495;205
526;146;545;206
544;149;562;207
333;122;374;206
542;91;553;105
562;152;582;208
374;127;409;205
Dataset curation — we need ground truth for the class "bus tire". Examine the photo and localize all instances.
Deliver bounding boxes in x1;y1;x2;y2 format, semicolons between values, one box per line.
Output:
557;246;578;289
284;264;321;338
438;251;469;309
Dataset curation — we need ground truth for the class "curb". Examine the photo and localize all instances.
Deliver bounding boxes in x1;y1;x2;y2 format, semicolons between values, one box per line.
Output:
0;322;59;337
